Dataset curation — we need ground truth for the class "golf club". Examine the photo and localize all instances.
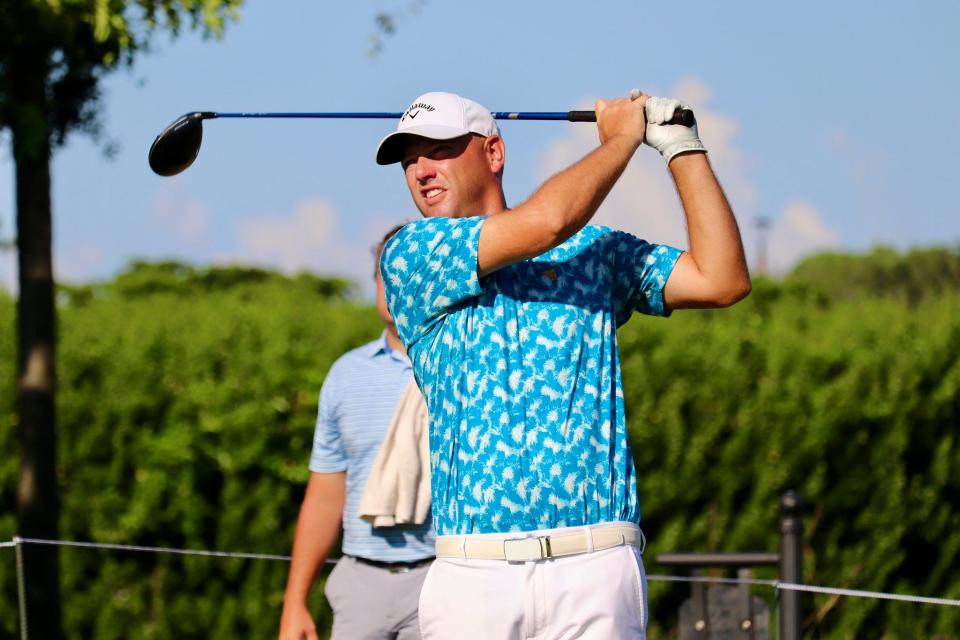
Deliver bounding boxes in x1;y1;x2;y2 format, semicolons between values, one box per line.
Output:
148;107;695;177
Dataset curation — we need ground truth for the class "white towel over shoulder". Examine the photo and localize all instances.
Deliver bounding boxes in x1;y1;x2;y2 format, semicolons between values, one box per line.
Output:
359;379;431;527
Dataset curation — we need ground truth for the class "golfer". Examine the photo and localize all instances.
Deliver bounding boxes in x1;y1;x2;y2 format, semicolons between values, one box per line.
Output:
376;91;750;639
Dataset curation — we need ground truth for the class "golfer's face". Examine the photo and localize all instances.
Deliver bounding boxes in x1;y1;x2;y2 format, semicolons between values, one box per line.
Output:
401;135;491;218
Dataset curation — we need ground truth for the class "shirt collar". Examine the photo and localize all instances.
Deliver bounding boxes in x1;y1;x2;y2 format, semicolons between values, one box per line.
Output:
365;331;410;365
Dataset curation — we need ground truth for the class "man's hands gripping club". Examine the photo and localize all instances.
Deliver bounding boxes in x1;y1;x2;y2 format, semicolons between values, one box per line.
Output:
595;91;648;148
642;95;707;163
596;90;706;163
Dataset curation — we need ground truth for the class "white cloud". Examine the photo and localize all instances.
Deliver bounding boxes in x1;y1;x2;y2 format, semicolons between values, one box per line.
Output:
236;198;336;271
766;201;841;273
231;198;403;294
151;190;211;242
536;77;757;249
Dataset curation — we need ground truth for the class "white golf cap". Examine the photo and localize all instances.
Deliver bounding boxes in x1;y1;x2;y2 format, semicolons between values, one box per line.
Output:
376;92;500;165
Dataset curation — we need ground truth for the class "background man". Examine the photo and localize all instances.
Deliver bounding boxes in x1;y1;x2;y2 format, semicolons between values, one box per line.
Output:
279;229;434;640
376;91;750;638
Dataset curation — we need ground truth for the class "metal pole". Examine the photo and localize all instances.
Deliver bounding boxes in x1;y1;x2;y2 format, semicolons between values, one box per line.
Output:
14;537;29;640
657;552;779;568
779;491;803;640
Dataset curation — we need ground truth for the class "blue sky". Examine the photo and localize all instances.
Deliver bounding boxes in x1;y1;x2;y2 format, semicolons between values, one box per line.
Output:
1;0;957;296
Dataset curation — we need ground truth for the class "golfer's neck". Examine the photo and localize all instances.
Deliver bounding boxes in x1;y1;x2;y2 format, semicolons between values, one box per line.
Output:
485;188;508;215
460;186;507;217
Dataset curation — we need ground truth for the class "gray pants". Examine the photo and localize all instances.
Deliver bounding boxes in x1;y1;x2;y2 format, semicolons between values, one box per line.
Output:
325;555;431;640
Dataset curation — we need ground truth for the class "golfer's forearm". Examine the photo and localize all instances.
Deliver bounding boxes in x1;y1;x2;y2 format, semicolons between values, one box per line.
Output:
527;134;639;238
478;135;638;276
670;153;751;305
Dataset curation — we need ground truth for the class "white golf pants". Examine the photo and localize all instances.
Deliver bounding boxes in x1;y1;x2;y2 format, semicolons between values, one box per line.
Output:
418;522;648;639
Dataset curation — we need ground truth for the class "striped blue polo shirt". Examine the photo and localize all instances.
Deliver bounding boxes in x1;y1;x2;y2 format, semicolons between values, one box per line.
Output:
309;333;435;561
381;217;681;535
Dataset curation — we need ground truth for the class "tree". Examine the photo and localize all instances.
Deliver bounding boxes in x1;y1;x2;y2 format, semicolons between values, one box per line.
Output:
786;246;960;304
0;2;242;637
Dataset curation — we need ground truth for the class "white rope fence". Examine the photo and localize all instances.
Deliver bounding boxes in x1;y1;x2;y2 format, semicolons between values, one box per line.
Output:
774;582;960;607
4;536;959;607
639;573;960;607
10;536;293;562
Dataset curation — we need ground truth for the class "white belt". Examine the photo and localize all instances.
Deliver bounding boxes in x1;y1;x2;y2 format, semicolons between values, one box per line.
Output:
435;525;643;562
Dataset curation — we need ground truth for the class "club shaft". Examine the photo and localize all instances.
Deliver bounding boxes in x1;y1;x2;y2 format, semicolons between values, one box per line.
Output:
209;109;693;125
213;112;576;121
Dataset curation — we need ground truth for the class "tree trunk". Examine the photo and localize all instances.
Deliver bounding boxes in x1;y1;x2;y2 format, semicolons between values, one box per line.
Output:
13;68;64;640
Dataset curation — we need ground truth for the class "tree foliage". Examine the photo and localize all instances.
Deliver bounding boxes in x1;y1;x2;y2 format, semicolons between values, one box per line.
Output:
367;0;428;58
786;245;960;305
0;0;242;148
59;260;354;303
0;249;958;638
3;4;243;636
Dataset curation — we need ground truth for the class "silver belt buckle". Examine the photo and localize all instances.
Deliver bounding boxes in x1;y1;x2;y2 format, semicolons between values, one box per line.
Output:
503;536;551;562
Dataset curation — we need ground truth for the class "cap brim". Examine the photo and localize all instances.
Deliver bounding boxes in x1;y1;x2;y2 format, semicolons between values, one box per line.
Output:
375;125;472;165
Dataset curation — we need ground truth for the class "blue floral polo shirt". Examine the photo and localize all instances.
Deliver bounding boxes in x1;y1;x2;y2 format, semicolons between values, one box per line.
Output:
381;216;681;535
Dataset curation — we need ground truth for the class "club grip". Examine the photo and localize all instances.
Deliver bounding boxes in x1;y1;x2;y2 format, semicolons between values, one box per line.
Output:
567;108;695;127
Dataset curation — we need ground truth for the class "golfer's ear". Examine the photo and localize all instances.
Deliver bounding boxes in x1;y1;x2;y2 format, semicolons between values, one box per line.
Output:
484;135;505;176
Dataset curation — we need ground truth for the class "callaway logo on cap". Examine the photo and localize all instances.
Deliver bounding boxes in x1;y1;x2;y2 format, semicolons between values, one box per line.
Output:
376;92;500;165
401;101;436;121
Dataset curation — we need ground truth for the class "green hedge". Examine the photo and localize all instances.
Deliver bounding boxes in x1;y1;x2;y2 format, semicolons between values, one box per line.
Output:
1;266;376;639
1;254;958;638
626;279;960;638
0;292;16;636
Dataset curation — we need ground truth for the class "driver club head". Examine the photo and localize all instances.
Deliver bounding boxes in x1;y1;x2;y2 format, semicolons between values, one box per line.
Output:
148;112;213;176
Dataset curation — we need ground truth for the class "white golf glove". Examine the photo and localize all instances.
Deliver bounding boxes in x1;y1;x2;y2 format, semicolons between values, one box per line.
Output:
643;96;706;163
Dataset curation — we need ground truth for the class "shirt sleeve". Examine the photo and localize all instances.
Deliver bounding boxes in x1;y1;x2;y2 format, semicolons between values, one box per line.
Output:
308;361;348;473
610;230;683;325
379;217;485;348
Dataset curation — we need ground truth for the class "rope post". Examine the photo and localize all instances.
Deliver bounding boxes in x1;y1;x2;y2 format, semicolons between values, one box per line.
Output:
14;537;29;640
779;491;804;640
